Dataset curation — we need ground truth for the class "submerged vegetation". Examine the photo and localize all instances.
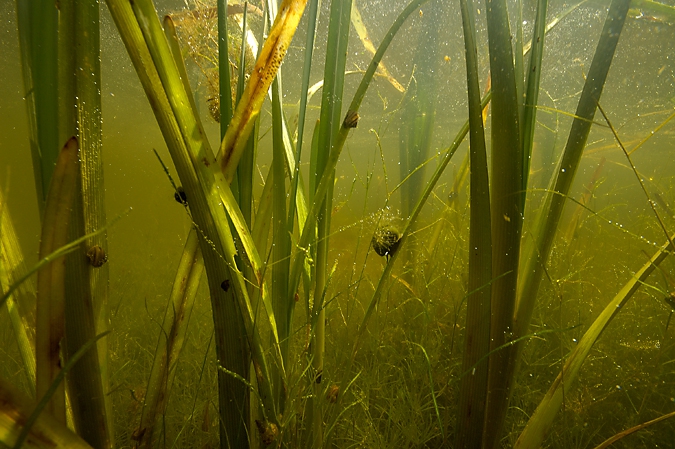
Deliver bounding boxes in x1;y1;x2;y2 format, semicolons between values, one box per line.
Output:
1;0;675;448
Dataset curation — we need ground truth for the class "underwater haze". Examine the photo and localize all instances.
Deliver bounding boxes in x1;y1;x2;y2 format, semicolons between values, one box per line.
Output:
1;0;675;448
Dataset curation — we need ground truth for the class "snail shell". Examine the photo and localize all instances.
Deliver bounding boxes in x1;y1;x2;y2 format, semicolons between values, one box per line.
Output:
86;245;108;268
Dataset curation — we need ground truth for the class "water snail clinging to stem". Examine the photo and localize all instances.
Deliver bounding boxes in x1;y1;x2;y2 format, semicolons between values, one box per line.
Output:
371;225;401;261
174;186;188;205
86;245;108;268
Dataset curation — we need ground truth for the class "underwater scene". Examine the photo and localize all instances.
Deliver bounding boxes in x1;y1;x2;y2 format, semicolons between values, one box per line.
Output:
1;0;675;447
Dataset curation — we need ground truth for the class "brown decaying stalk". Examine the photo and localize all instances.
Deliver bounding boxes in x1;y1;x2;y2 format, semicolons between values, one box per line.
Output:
35;136;79;424
218;0;309;181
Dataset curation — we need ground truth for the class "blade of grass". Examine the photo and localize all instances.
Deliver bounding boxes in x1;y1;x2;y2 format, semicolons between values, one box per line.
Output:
253;168;275;256
596;102;674;250
562;157;606;243
515;0;632;357
111;0;317;439
522;0;589;56
454;0;492;445
143;8;260;445
489;2;631;444
326;92;492;444
226;3;252;280
164;16;203;128
58;0;75;147
289;0;432;301
15;1;43;210
235;2;255;233
308;1;353;444
409;342;444;441
482;0;525;442
263;4;294;393
350;1;404;93
171;8;302;351
271;75;292;414
0;266;35;392
592;410;675;449
59;2;113;445
105;1;271;444
136;230;203;448
0;187;37;397
630;0;675;23
515;0;525;128
218;0;234;132
25;0;60;211
627;107;675;156
235;3;250;105
514;230;675;449
287;0;319;232
398;0;440;223
521;0;549;200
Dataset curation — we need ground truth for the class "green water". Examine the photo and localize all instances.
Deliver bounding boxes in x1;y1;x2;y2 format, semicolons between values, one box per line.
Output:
1;0;675;447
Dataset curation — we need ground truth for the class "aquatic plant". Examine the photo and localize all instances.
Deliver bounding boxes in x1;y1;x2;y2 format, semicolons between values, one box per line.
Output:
2;0;675;448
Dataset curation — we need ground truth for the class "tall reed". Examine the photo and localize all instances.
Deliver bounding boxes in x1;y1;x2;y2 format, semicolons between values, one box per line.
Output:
454;0;491;445
15;1;113;446
448;0;640;446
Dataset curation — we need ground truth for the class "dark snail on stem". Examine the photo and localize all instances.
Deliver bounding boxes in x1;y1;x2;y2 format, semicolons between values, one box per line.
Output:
371;225;401;261
86;245;107;268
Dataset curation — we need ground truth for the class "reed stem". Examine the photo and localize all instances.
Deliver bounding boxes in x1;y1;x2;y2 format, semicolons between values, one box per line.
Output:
454;0;492;445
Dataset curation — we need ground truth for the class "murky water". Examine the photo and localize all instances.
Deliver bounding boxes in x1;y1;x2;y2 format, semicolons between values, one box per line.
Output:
1;0;674;447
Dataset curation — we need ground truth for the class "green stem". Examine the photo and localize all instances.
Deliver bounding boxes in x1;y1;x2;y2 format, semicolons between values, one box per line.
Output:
0;188;37;397
482;0;525;443
271;77;291;413
289;0;432;300
516;0;632;355
454;0;492;445
28;0;60;211
325;93;491;444
488;1;631;446
515;230;674;449
62;1;113;445
105;2;259;445
137;230;203;448
218;0;233;132
308;1;352;442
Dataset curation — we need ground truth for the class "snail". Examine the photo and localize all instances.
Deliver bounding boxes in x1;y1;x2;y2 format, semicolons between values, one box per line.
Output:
174;186;188;205
371;225;401;260
342;109;360;129
86;245;107;268
255;420;278;446
326;384;339;403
